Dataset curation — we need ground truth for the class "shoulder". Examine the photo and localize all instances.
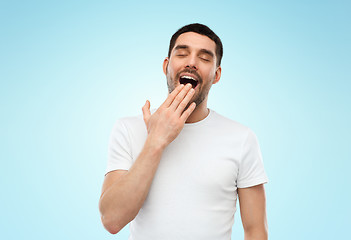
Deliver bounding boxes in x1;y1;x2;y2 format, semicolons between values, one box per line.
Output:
115;108;157;128
111;112;146;136
209;109;253;138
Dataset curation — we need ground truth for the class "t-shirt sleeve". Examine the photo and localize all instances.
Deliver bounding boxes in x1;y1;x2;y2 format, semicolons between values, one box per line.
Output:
237;129;269;188
105;119;133;175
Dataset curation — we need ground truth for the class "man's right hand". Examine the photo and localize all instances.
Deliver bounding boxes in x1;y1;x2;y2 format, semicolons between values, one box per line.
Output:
100;84;195;234
142;83;196;150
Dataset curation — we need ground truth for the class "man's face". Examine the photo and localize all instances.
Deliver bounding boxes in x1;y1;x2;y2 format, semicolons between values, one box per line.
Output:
163;32;221;108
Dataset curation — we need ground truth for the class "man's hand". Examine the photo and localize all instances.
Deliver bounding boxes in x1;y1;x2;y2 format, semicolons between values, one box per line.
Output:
142;83;196;150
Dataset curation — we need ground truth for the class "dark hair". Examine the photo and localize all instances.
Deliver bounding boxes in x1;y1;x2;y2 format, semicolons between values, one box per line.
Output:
168;23;223;67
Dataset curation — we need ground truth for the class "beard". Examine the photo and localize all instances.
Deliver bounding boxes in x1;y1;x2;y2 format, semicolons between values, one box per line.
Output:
166;69;213;111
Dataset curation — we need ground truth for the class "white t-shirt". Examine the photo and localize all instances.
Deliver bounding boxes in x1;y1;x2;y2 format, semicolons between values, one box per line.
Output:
106;108;268;240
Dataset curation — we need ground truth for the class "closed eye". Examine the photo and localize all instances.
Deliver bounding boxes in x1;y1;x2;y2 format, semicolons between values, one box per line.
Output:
200;57;210;62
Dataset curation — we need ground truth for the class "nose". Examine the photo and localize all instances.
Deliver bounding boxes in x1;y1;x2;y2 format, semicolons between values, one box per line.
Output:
186;64;197;70
185;54;198;70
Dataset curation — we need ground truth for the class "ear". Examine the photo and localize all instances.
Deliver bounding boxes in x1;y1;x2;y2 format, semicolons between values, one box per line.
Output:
212;66;222;85
163;57;169;75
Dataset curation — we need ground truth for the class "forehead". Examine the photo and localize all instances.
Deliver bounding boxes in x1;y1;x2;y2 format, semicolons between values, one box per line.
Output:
173;32;216;53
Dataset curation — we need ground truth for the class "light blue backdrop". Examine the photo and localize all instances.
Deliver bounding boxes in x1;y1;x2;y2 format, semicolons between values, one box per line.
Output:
1;0;350;239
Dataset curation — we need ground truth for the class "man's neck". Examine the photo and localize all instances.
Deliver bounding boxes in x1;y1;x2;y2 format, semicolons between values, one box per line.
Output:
185;101;209;124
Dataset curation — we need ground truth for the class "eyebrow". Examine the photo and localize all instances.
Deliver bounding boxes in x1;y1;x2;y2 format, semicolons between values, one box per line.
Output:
174;45;214;58
199;48;214;58
174;45;189;51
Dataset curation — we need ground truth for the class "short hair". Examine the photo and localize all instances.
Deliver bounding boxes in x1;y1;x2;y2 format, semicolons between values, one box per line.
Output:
168;23;223;67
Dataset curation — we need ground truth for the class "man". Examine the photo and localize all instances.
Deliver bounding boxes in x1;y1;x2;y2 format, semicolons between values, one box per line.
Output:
99;23;269;240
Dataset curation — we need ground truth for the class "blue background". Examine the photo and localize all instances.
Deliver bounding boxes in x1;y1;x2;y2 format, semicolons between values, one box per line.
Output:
1;0;350;239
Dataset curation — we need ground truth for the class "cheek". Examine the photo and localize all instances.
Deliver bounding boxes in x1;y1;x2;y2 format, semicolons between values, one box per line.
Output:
208;68;217;80
166;62;173;73
169;59;183;70
168;64;181;78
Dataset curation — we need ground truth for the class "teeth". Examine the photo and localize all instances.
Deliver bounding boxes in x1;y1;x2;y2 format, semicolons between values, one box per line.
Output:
181;75;197;81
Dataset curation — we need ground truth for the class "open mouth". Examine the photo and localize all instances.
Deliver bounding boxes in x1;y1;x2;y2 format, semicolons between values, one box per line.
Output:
179;76;198;89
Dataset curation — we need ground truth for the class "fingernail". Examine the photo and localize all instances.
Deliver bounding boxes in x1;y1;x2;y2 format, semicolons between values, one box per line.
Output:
190;88;195;93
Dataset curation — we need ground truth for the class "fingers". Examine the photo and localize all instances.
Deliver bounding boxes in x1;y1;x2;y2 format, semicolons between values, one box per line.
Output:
180;102;196;122
161;84;185;108
169;84;193;111
142;100;151;125
175;86;195;116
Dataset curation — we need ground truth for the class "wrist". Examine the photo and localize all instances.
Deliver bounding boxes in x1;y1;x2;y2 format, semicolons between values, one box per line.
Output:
144;136;166;154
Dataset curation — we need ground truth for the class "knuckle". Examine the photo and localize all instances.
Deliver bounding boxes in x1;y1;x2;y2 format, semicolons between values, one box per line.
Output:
165;110;172;118
179;102;186;108
175;94;183;101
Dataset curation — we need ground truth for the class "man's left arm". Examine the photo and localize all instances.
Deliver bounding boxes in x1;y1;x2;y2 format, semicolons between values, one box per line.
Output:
238;184;268;240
